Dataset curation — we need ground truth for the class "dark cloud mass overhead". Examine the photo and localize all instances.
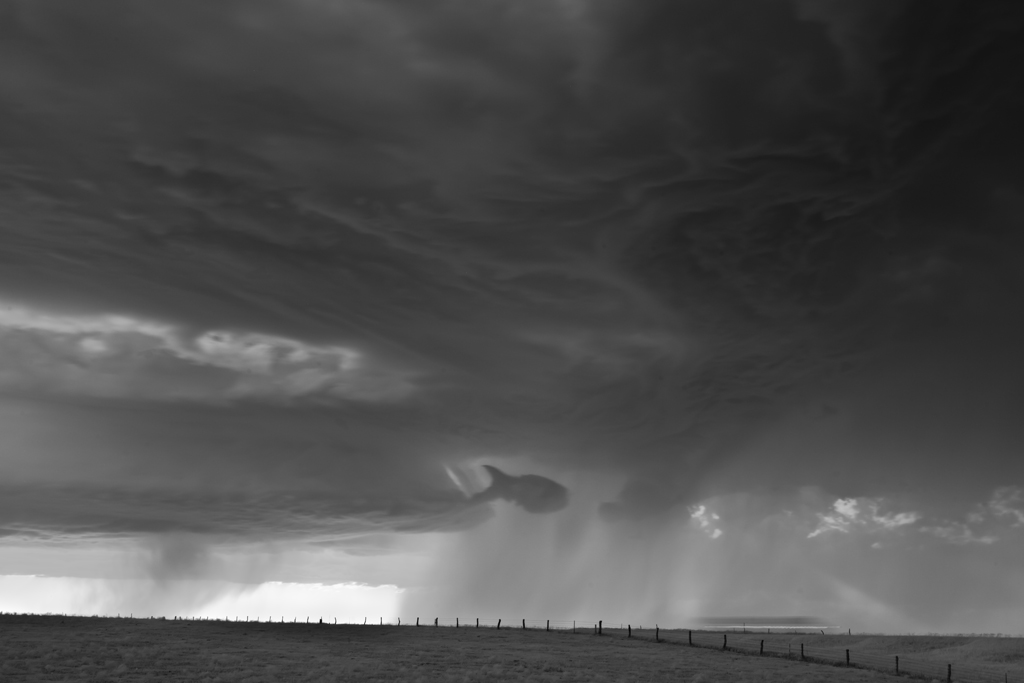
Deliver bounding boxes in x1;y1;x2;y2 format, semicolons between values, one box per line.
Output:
470;466;569;514
0;0;1022;632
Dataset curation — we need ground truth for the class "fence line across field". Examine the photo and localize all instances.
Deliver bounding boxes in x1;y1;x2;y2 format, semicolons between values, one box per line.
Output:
207;614;1024;682
676;629;1015;683
2;612;1018;682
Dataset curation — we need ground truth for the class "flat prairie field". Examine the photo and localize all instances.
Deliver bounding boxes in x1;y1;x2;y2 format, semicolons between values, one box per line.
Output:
700;632;1024;680
0;615;920;683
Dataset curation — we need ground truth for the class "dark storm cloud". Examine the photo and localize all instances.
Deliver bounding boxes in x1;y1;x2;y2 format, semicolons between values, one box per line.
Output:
0;482;491;540
470;466;568;514
0;0;1021;544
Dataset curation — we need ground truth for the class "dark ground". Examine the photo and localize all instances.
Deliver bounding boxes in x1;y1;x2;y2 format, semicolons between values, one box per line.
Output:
0;614;932;682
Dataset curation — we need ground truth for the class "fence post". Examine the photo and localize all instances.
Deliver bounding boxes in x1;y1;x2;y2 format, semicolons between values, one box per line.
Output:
689;630;692;645
948;663;951;682
398;618;400;626
456;618;459;628
573;620;575;634
599;620;602;635
723;634;727;650
434;617;438;627
895;656;899;675
497;619;501;630
801;643;804;660
760;640;764;655
656;626;660;643
417;617;419;627
628;625;631;638
547;620;550;632
476;618;479;628
846;649;849;666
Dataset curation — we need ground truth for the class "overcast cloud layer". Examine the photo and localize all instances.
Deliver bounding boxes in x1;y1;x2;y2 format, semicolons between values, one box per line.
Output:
0;0;1022;632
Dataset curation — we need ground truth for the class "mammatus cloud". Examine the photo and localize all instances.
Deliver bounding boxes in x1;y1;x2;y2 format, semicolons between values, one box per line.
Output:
469;466;569;514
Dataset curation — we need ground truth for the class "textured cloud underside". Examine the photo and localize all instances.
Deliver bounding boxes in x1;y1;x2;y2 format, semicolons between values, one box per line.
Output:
0;0;1020;550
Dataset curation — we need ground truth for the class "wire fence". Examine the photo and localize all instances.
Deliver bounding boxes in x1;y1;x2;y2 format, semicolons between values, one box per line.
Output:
655;629;1020;683
3;612;1020;682
430;617;606;631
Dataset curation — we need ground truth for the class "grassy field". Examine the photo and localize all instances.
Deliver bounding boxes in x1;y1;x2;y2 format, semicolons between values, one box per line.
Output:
674;630;1024;683
698;632;1024;674
0;615;937;683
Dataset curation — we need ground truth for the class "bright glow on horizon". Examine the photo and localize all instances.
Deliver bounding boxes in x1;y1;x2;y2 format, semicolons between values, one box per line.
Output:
0;576;402;623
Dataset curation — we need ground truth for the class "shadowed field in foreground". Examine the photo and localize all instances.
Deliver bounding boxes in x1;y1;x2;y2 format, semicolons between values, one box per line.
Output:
667;630;1024;683
698;632;1024;678
0;615;916;682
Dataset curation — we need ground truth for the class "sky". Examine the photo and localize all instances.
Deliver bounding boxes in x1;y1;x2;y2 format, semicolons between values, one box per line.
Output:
0;0;1022;634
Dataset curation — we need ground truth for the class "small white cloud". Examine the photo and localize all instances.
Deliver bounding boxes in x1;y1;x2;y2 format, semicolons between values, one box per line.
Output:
966;510;986;525
808;498;860;537
871;542;882;549
807;513;851;538
989;487;1024;527
834;498;859;519
690;505;707;526
808;497;919;539
908;487;1023;546
920;523;997;545
689;505;723;538
871;510;920;529
78;337;110;355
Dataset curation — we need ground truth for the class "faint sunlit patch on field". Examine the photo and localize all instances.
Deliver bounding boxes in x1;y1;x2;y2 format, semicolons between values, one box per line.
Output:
0;575;402;622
